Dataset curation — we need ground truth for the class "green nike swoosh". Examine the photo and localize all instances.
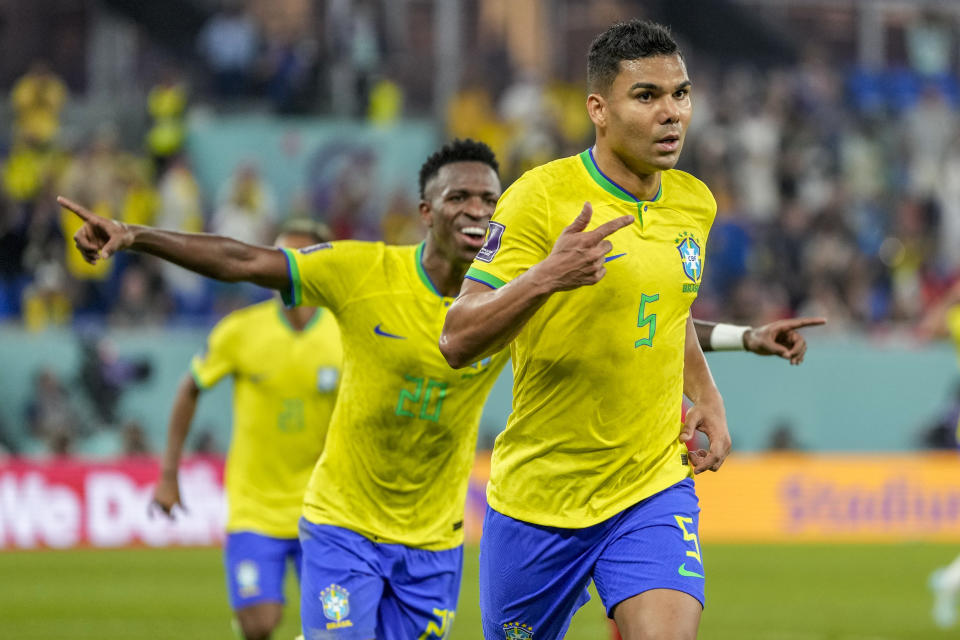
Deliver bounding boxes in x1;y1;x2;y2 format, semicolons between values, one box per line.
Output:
678;563;704;578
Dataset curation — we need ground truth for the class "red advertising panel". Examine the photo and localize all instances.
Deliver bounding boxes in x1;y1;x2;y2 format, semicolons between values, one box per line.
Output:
0;457;225;550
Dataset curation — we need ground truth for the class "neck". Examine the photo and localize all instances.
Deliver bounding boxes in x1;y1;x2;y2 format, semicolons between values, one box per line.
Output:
421;238;469;297
282;305;316;331
592;140;662;201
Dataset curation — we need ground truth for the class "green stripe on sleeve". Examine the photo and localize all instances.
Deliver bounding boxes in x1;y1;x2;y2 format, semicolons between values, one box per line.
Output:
280;248;303;308
465;267;507;289
189;359;209;390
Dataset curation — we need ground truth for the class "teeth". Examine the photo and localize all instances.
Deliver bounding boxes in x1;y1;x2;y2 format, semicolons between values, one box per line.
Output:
461;226;486;237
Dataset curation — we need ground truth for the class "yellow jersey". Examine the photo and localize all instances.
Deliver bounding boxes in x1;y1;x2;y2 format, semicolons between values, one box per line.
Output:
191;299;342;538
466;148;716;528
282;241;509;550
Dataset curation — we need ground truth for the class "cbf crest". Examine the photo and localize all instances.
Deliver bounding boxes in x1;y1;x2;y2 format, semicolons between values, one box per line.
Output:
675;231;702;283
503;621;534;639
320;584;352;629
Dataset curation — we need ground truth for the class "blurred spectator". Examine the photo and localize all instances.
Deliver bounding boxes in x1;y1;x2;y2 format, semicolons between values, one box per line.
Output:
906;10;953;78
108;262;171;328
367;74;404;126
21;261;72;332
262;33;321;114
118;159;159;227
380;189;421;245
212;162;278;245
767;420;804;452
121;420;151;456
10;60;68;147
903;86;956;198
198;3;259;99
327;0;383;116
155;156;208;313
25;369;84;450
146;70;188;173
78;335;153;427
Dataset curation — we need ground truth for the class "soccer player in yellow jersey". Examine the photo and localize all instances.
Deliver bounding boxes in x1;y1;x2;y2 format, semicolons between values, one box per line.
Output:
62;137;818;639
60;140;509;639
151;223;342;640
441;20;731;639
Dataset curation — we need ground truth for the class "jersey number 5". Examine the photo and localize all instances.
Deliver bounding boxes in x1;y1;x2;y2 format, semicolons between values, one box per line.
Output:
396;375;448;422
635;293;659;348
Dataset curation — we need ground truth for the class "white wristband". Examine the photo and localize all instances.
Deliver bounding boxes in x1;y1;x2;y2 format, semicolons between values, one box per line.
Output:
710;323;749;351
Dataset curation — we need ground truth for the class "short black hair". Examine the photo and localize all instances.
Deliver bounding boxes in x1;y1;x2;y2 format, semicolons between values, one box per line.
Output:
277;218;332;244
418;138;499;199
588;20;681;95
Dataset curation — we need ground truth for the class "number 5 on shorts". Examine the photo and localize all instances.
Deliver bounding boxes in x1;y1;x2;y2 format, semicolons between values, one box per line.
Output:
674;515;702;563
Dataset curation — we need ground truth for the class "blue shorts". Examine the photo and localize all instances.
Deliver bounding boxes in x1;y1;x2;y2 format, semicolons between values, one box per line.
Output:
224;531;302;610
479;478;704;639
299;518;463;640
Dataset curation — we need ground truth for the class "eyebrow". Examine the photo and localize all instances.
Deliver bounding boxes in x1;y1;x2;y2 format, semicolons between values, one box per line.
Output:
629;80;692;92
445;188;499;197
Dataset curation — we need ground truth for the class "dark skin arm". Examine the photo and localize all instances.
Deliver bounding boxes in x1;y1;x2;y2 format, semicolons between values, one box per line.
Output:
152;373;201;517
58;196;290;290
695;317;827;365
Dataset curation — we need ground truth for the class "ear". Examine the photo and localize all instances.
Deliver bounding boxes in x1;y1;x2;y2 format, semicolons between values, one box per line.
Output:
587;93;607;129
418;200;433;228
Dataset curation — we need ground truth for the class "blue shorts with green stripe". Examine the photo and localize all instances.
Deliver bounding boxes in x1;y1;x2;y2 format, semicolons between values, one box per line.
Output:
479;478;704;639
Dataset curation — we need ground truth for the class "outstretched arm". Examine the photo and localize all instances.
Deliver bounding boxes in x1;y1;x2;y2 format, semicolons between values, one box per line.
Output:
152;373;201;518
59;196;290;290
694;316;827;365
440;203;633;368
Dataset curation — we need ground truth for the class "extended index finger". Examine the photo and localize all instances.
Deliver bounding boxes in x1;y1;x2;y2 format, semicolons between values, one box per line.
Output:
776;316;827;331
57;196;98;223
586;215;634;241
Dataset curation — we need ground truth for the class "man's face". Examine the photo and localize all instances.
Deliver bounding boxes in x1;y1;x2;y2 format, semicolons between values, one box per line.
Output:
420;161;501;264
591;53;692;174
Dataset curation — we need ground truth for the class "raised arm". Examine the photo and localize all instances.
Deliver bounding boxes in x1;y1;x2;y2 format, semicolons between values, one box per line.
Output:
680;315;731;473
152;373;201;518
440;203;633;368
694;316;827;365
59;196;290;290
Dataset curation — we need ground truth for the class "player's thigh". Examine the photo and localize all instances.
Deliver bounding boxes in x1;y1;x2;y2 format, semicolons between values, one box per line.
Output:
299;519;383;639
376;545;463;640
479;505;596;640
593;479;705;631
224;531;299;611
613;589;701;640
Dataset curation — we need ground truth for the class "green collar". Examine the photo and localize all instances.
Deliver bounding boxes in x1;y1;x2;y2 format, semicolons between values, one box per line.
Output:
578;147;662;204
415;242;443;298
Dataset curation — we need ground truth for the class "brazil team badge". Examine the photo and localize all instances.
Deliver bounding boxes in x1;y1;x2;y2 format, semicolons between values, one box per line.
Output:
503;621;534;639
675;231;702;283
235;560;260;598
320;584;353;629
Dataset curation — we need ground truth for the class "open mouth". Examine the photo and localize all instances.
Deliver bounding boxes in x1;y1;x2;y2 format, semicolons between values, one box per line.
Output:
655;134;680;151
458;225;487;248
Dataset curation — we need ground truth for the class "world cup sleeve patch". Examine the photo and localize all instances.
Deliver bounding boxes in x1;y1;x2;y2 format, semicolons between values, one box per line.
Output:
299;242;333;254
476;222;506;263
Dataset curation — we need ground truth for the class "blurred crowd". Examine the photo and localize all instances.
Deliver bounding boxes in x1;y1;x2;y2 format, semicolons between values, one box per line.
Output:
1;2;959;337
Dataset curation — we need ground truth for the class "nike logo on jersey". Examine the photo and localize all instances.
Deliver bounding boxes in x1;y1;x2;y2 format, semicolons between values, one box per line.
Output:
374;324;406;339
678;563;704;578
604;252;627;263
